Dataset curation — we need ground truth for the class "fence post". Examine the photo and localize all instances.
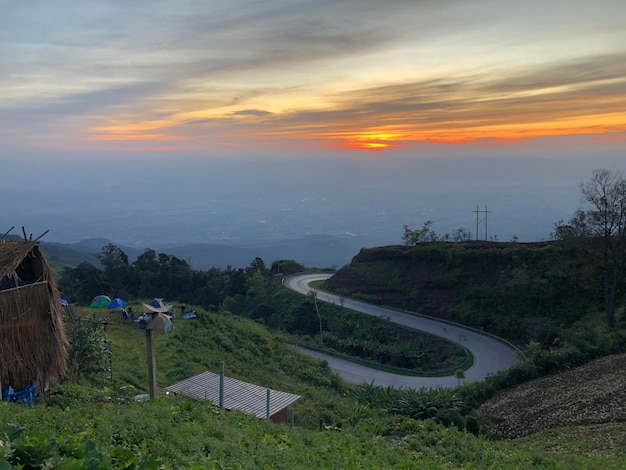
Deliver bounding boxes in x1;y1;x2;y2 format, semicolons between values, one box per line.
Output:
219;361;224;409
146;328;157;399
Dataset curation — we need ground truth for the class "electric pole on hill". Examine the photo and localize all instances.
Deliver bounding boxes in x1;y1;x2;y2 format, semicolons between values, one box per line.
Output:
474;205;492;240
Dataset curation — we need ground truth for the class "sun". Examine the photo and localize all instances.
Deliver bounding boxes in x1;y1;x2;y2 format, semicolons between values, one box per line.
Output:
345;132;404;151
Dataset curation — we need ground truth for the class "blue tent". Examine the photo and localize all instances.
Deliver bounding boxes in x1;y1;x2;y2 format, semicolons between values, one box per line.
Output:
107;298;127;309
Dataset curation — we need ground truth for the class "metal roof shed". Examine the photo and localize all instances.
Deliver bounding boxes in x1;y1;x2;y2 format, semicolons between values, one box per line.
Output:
164;371;300;424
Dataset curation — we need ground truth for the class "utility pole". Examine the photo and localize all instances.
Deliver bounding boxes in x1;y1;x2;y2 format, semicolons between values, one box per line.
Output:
473;205;492;240
311;291;323;343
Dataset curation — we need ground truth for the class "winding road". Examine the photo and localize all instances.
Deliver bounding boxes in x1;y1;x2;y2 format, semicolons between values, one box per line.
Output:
285;273;521;389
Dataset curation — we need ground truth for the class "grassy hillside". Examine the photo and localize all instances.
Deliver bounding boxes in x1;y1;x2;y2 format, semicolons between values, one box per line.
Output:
87;305;346;430
4;237;626;467
326;241;619;345
2;304;626;468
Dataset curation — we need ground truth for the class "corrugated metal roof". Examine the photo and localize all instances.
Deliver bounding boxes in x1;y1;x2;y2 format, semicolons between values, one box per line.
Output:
164;371;300;418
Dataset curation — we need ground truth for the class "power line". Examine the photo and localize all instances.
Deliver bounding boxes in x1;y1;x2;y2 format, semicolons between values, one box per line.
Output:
473;205;492;240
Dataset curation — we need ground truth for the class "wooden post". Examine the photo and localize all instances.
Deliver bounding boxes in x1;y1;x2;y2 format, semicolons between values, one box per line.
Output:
146;328;157;399
219;361;224;409
289;408;294;428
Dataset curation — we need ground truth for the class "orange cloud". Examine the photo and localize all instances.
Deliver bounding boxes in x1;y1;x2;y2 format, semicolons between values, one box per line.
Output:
84;55;626;152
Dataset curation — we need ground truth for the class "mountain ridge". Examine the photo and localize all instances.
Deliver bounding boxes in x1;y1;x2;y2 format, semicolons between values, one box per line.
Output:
39;234;358;270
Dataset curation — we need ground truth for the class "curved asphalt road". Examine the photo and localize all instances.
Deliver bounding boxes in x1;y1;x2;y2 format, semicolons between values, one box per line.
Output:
285;273;520;389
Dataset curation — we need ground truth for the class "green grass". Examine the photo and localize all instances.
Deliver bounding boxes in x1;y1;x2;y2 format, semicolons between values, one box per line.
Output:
82;306;349;430
516;422;626;458
2;395;624;469
2;304;625;468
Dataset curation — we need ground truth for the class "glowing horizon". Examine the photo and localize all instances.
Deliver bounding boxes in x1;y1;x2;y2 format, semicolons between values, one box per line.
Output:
1;1;625;156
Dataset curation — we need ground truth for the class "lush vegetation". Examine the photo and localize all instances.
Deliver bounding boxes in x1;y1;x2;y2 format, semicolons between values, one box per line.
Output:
11;167;622;468
5;391;625;469
2;306;626;468
57;246;300;312
262;288;469;374
323;240;626;417
59;248;468;376
326;241;624;345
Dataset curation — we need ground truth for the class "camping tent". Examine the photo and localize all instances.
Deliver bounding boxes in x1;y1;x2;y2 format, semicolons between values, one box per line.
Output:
143;298;172;314
107;298;127;309
148;313;174;335
90;295;111;308
150;298;171;311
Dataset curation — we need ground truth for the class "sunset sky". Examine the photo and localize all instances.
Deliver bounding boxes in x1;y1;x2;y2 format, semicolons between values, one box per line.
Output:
2;0;625;157
2;0;626;252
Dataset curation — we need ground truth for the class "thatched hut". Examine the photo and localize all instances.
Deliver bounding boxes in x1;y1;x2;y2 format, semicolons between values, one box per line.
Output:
0;240;68;391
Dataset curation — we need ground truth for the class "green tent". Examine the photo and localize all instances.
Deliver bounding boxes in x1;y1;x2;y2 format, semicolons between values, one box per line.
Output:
90;295;111;308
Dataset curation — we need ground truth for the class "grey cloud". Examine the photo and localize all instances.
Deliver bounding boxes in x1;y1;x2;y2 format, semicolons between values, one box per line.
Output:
482;54;626;93
0;82;163;117
4;1;468;82
231;109;273;117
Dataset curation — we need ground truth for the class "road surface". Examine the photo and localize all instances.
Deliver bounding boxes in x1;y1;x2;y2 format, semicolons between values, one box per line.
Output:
284;273;520;389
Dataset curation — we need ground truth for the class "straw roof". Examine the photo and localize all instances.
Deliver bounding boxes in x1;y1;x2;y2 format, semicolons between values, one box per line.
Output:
0;240;45;285
0;240;68;390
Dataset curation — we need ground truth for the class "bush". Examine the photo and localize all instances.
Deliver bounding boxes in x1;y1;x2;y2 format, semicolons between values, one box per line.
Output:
66;315;110;382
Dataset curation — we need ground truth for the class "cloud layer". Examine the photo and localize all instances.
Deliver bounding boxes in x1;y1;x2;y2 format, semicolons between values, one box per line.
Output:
1;0;625;154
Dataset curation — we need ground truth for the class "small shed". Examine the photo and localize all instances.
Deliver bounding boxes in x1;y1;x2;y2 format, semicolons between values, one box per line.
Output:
165;371;300;424
0;240;68;390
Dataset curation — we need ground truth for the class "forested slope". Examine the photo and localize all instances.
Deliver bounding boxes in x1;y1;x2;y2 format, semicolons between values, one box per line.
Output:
326;241;616;345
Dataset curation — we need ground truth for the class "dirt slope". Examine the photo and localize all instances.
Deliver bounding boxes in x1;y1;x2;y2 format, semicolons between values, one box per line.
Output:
475;353;626;439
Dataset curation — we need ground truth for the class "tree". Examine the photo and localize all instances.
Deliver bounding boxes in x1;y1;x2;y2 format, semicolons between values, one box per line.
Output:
270;259;305;276
578;169;626;329
98;243;134;299
551;210;594;240
452;227;472;242
98;243;129;269
402;221;438;246
58;262;110;304
247;257;267;275
133;248;160;273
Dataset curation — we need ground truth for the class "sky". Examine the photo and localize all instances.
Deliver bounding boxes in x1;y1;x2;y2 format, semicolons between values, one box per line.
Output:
1;1;625;254
2;0;625;154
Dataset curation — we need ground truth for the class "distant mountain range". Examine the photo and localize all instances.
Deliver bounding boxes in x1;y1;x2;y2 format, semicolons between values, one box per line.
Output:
36;234;361;271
